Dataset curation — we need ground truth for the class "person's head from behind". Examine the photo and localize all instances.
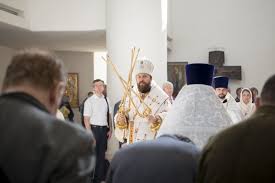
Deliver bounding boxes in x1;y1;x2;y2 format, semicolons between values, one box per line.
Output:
185;63;214;86
172;134;195;145
162;81;174;97
236;87;242;98
158;134;195;145
213;76;229;100
88;91;93;97
92;79;105;95
251;87;259;97
2;49;66;115
250;87;259;102
257;74;275;107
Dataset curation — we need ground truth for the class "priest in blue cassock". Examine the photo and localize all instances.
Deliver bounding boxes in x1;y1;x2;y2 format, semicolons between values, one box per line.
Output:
213;76;244;123
106;63;232;183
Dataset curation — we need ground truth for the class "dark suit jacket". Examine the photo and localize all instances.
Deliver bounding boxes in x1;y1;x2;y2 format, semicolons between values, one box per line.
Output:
60;100;74;122
113;100;121;128
0;92;95;183
198;105;275;183
106;135;200;183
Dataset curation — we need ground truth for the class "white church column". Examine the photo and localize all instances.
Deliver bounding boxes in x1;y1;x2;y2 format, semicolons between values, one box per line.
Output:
106;0;167;158
106;0;168;105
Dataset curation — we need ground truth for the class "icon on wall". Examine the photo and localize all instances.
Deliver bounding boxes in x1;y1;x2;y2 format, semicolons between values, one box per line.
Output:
167;62;188;98
64;73;79;108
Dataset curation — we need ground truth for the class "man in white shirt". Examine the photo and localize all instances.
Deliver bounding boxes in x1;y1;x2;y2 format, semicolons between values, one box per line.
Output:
84;79;112;183
213;76;244;123
162;81;174;104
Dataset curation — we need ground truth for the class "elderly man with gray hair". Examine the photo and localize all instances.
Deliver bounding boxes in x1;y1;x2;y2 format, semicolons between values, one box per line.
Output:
162;81;174;104
0;49;95;183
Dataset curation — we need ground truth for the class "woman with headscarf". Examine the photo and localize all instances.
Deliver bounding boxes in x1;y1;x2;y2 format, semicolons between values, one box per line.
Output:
238;88;256;119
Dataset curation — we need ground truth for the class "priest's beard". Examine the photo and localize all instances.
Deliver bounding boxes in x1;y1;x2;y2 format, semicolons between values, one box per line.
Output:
218;94;226;100
137;81;151;93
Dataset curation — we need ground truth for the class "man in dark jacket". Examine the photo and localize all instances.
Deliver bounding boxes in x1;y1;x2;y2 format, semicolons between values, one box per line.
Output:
60;95;75;122
79;92;93;126
197;74;275;183
0;49;95;183
106;134;200;183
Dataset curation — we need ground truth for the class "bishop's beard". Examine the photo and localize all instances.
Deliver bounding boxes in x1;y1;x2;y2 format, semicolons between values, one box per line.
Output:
137;81;151;93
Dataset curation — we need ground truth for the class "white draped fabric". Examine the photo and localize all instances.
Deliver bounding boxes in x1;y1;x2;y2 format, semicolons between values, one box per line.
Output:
157;84;233;149
222;92;244;124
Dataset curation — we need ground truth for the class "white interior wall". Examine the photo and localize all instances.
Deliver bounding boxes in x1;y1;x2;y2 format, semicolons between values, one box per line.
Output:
55;51;94;123
167;0;173;38
55;51;94;103
0;0;29;28
0;0;105;32
27;0;106;31
168;0;275;96
94;52;107;83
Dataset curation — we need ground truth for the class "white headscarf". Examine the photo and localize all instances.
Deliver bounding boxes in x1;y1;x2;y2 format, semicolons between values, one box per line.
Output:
239;88;256;118
157;84;233;149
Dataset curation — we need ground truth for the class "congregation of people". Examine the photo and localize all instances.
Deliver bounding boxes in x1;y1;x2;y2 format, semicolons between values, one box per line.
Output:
1;48;275;183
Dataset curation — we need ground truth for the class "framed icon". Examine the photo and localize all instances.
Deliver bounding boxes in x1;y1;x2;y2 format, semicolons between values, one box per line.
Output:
64;73;79;108
167;62;188;98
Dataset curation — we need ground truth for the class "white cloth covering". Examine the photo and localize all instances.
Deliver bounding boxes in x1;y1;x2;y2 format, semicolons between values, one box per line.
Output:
221;92;244;123
157;84;233;149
